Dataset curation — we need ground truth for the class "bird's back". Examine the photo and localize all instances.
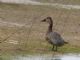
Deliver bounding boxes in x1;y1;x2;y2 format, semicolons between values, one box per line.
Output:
46;32;65;46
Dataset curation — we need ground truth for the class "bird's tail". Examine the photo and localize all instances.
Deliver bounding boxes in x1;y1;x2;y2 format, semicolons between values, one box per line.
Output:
64;41;68;44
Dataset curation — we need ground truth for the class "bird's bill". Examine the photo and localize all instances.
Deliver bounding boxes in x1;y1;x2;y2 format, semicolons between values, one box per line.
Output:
41;19;46;22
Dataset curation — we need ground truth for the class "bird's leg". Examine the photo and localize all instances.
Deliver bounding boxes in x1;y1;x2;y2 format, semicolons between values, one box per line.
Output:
52;45;54;51
55;45;57;51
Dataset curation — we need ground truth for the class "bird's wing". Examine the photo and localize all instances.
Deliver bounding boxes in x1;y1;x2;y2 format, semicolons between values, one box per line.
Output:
48;32;65;45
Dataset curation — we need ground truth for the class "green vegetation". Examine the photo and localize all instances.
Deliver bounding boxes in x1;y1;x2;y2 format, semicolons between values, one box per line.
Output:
0;54;12;60
0;3;80;55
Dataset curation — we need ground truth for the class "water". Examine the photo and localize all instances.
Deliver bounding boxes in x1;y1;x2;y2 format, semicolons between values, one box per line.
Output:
12;54;80;60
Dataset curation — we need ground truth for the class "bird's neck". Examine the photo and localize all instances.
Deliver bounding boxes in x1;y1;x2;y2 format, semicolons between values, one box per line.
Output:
47;21;53;33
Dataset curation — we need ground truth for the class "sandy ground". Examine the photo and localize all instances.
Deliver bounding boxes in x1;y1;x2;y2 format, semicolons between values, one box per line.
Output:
0;0;80;54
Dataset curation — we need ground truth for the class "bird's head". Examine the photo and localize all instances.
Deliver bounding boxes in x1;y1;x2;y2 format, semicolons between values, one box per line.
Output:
41;17;53;24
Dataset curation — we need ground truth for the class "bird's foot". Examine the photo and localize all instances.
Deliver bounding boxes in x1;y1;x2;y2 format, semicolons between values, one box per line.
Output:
52;48;54;51
54;49;57;52
52;48;57;51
